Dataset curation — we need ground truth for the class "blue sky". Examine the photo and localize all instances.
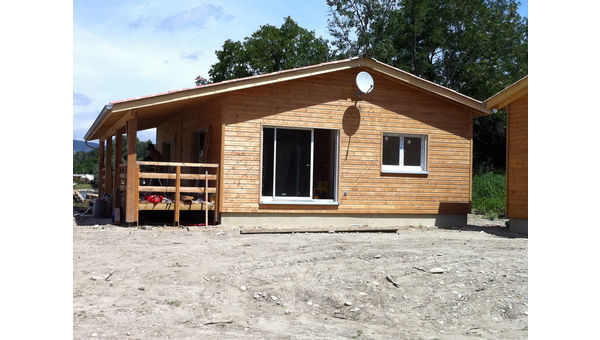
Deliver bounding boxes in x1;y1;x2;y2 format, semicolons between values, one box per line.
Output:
73;0;528;142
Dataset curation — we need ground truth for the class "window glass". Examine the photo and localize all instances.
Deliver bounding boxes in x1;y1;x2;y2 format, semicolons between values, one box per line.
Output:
261;128;274;196
403;137;422;166
262;127;338;201
275;129;311;197
313;129;337;199
382;135;400;165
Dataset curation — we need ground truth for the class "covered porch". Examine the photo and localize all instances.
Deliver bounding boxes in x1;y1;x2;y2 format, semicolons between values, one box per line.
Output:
89;95;223;227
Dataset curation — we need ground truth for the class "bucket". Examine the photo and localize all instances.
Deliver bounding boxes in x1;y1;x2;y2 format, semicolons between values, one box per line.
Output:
93;198;108;218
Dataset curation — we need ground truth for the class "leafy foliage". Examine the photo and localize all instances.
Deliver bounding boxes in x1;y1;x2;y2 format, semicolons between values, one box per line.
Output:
208;17;331;82
472;172;505;219
327;0;528;172
73;138;154;188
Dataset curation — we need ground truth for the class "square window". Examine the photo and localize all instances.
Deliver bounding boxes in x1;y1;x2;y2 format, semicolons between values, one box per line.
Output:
381;133;427;173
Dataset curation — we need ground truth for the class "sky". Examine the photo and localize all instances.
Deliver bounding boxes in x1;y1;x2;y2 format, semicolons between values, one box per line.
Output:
73;0;528;143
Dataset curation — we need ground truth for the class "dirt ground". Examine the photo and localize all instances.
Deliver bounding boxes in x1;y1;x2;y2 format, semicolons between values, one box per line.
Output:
73;215;527;339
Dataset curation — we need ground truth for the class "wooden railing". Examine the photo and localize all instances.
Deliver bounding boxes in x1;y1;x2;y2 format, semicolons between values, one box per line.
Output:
119;161;219;226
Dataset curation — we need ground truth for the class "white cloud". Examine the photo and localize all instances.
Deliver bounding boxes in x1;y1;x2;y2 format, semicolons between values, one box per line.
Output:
157;4;233;32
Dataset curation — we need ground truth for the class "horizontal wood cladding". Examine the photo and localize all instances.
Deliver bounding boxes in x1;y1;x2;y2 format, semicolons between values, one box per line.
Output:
506;94;528;219
156;96;222;165
220;67;473;215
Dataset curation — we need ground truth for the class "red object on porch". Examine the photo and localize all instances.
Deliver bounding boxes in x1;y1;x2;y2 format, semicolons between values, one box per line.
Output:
144;194;163;203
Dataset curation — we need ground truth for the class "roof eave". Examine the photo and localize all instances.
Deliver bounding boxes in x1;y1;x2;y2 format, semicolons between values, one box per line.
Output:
85;57;492;138
84;104;113;141
485;76;528;109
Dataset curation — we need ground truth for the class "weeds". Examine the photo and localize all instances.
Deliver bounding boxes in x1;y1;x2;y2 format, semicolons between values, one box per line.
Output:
472;172;505;219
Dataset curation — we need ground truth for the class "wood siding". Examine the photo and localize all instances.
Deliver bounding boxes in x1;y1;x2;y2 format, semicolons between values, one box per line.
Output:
220;68;474;215
506;94;528;219
156;97;223;165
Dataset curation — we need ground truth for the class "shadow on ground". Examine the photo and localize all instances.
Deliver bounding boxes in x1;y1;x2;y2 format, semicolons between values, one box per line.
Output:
439;224;527;239
73;213;113;226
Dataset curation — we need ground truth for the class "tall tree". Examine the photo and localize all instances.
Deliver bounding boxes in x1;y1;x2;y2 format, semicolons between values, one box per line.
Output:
327;0;528;172
208;17;331;82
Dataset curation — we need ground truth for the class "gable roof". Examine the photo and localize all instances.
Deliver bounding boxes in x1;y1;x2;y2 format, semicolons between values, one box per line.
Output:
485;76;528;109
85;57;490;141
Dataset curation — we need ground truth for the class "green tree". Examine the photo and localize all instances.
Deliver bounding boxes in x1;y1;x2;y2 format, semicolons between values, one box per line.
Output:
327;0;528;172
73;138;153;188
208;17;331;82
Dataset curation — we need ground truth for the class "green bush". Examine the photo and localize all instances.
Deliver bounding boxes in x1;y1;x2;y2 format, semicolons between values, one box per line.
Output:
472;172;505;219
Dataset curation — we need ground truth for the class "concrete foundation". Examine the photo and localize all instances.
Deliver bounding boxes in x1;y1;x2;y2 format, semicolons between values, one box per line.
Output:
509;218;528;235
221;213;466;229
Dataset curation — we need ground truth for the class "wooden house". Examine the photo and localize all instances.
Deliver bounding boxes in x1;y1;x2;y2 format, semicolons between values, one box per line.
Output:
84;57;491;228
486;76;528;235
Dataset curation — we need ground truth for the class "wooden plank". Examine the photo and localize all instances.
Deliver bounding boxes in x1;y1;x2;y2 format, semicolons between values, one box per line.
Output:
138;172;217;180
205;169;209;226
138;201;214;211
125;116;138;223
218;123;225;223
105;135;113;200
136;161;219;168
98;139;105;197
241;225;399;234
113;131;122;214
138;186;217;193
100;110;135;142
174;165;180;226
134;164;139;223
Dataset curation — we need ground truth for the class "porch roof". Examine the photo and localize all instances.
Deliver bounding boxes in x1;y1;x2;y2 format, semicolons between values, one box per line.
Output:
84;57;490;141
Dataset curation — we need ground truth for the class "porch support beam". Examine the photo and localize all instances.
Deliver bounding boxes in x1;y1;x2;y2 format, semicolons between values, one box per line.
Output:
125;113;138;224
105;135;113;202
100;110;135;142
113;130;123;223
98;139;105;197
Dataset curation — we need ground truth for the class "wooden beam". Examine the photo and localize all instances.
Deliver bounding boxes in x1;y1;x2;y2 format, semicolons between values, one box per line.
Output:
218;123;225;224
241;226;400;234
174;165;180;227
138;172;216;180
135;164;140;223
136;161;219;168
105;135;113;201
100;110;134;142
125;116;138;224
113;131;123;220
205;169;209;226
98;139;105;197
485;76;528;109
138;186;216;193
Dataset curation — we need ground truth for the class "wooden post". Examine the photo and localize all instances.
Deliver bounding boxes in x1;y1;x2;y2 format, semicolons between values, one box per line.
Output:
134;164;140;224
215;165;219;224
105;135;113;201
98;139;105;197
174;165;181;227
205;169;209;226
113;131;122;222
125;116;138;224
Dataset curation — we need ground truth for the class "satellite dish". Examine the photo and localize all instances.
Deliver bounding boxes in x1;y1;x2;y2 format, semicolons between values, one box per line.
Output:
356;71;374;94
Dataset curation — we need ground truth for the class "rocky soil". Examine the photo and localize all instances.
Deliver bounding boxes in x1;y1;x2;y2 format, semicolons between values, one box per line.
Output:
73;215;527;339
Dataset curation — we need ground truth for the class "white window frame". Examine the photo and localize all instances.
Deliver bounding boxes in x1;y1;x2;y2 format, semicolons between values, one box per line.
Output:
260;126;339;205
381;133;428;174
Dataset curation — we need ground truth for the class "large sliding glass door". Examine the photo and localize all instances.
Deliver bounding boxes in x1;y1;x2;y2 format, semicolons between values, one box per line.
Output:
262;126;337;203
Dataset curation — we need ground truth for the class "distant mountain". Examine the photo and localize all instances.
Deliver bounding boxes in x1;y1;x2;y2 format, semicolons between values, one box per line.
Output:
74;140;98;153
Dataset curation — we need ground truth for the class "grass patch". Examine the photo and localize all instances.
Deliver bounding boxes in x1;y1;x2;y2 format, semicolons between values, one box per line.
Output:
165;300;182;307
472;172;505;219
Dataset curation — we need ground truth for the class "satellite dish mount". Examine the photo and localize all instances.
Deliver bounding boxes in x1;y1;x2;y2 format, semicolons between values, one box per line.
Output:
355;71;374;98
